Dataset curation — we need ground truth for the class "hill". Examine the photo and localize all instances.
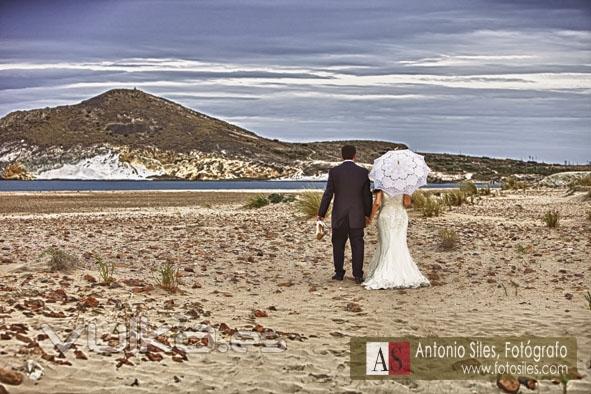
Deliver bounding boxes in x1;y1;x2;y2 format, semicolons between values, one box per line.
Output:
0;89;588;180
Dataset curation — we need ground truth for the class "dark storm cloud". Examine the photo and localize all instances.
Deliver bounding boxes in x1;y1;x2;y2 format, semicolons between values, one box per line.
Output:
0;0;590;162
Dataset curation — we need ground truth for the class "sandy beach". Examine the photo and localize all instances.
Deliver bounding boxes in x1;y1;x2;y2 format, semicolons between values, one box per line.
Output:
0;189;589;393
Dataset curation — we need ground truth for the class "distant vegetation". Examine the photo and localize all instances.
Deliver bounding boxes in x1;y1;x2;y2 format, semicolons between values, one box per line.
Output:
442;190;468;207
502;176;528;190
571;174;591;187
268;193;296;204
567;175;591;197
244;195;270;209
459;181;478;196
422;152;591;181
410;181;503;218
244;193;296;209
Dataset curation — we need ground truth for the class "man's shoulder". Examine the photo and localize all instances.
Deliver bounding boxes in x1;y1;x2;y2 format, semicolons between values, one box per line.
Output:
330;162;346;172
352;163;369;175
332;164;367;182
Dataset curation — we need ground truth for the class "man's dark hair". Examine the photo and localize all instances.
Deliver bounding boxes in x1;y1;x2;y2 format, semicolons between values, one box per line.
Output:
341;144;356;160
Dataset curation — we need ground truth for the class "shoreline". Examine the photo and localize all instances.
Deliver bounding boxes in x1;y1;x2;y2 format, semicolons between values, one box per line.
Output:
0;187;480;195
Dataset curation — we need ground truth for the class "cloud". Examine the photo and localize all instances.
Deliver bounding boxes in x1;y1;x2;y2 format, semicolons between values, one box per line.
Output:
0;0;589;163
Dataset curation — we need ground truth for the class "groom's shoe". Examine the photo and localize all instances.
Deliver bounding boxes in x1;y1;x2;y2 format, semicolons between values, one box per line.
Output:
332;273;344;281
354;277;365;284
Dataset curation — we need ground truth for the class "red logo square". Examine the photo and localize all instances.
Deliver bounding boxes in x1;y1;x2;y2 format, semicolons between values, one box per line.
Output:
389;341;411;375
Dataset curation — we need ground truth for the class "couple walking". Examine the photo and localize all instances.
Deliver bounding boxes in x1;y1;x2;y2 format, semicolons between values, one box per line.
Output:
317;144;430;290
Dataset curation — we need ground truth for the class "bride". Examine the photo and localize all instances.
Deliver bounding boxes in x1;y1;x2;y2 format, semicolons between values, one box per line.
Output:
363;189;430;290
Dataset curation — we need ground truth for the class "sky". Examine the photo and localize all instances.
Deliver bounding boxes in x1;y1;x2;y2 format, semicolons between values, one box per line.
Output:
0;0;590;163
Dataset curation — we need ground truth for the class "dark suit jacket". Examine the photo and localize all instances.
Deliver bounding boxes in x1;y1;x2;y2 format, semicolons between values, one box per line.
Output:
318;161;373;229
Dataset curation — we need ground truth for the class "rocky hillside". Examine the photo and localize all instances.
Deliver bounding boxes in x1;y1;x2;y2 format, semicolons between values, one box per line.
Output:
0;89;588;181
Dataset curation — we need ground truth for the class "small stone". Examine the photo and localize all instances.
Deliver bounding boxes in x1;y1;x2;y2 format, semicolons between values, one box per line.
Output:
83;274;97;283
345;303;363;313
74;350;88;360
172;354;184;363
80;296;99;308
146;352;163;362
0;367;23;386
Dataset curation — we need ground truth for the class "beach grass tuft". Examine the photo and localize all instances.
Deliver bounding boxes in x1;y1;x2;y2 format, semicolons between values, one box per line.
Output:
154;261;179;293
442;190;467;207
95;256;115;284
422;197;442;217
294;191;325;219
438;228;459;250
543;210;560;228
411;190;428;209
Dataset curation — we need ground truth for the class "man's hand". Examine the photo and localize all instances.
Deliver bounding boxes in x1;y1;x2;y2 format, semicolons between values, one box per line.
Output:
365;216;371;227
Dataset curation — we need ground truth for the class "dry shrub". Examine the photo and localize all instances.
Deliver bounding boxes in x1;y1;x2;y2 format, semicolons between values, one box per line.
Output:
502;176;528;190
40;247;79;272
244;194;269;209
412;190;428;209
422;197;442;217
443;190;467;207
438;228;459;250
459;181;477;196
543;210;559;228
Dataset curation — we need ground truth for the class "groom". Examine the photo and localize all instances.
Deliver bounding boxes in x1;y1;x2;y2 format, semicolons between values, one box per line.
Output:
317;145;373;284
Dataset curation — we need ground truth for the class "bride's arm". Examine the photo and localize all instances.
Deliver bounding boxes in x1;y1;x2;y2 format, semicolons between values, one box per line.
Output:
369;190;383;223
403;194;412;208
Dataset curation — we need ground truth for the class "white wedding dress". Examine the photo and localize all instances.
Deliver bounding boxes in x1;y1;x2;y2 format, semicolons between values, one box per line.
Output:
363;193;430;290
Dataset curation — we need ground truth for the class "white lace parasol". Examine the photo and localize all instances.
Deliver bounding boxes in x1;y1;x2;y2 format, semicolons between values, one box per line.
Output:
369;149;431;196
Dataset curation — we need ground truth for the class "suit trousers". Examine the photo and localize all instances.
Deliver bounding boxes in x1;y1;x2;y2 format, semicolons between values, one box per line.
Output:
331;218;364;279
